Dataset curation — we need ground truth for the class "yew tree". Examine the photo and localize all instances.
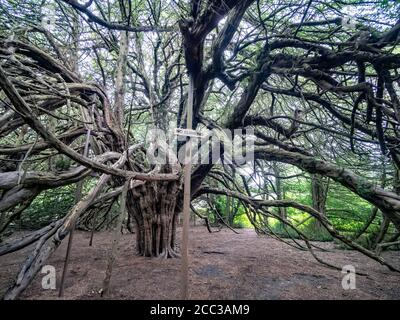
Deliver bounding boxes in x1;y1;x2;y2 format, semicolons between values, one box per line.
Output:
0;0;400;299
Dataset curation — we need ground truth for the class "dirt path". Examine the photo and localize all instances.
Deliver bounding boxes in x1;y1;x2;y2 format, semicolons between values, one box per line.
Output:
1;227;399;299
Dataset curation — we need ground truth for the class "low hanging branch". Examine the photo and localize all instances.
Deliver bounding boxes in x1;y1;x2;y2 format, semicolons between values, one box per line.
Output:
253;147;400;231
197;186;400;272
2;146;137;300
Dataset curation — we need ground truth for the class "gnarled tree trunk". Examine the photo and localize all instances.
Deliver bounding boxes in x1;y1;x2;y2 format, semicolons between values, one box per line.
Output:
127;180;181;257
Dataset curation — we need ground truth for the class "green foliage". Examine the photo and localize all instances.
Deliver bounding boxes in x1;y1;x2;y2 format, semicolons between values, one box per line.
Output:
201;172;393;247
53;156;72;171
22;186;76;229
232;212;253;229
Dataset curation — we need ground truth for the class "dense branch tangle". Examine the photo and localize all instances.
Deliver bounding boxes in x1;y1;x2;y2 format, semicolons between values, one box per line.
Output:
0;0;400;299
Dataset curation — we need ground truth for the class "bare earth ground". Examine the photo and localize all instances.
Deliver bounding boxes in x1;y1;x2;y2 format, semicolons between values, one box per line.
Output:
1;226;400;300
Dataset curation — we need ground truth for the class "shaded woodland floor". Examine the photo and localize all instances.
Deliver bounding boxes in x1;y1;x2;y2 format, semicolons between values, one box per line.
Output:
1;227;400;300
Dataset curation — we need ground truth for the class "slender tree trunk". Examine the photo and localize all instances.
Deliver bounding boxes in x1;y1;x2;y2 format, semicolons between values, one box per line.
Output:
310;174;329;232
114;30;129;125
372;166;400;250
371;216;390;250
394;166;400;195
272;163;286;220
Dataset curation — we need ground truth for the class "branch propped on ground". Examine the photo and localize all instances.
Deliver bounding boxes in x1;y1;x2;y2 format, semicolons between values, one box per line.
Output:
2;145;141;300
